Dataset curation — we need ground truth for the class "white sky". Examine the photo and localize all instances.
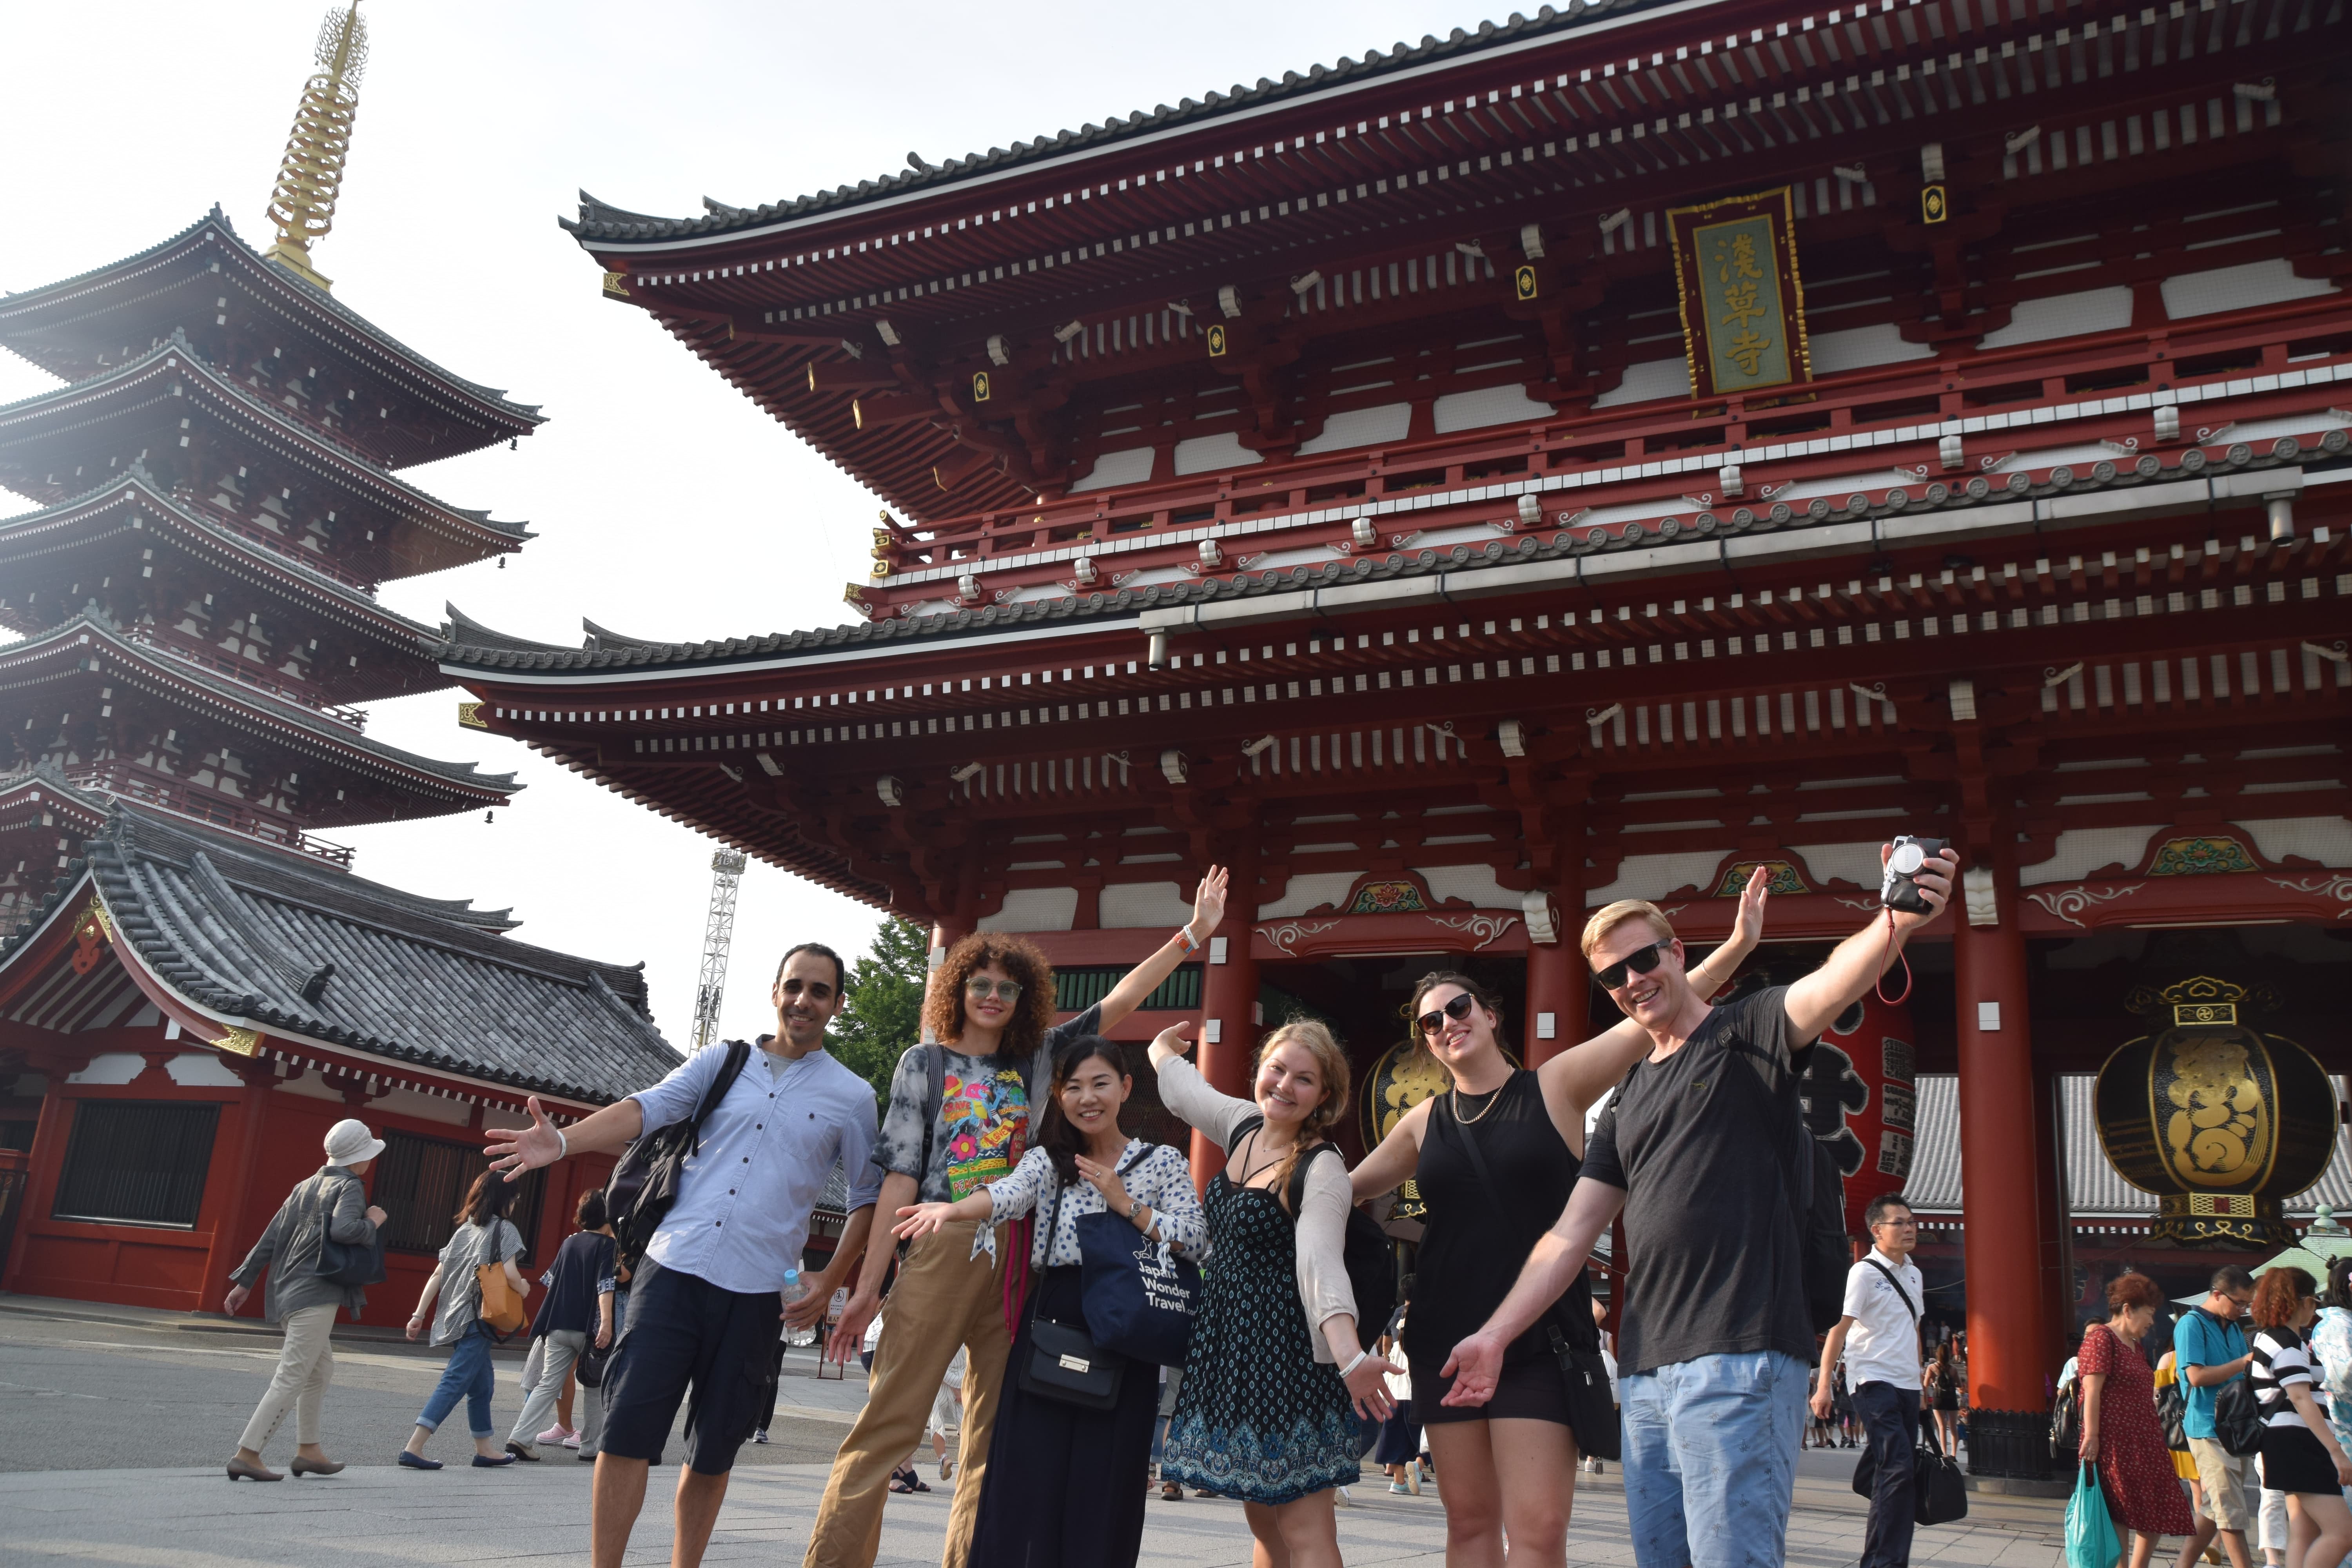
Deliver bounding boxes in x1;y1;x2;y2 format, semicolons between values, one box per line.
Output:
0;0;1509;1050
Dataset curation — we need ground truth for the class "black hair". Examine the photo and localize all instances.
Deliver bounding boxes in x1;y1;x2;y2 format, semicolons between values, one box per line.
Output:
1034;1034;1129;1185
2327;1256;2352;1313
576;1187;608;1230
1864;1192;1913;1230
2210;1263;2257;1296
775;942;847;992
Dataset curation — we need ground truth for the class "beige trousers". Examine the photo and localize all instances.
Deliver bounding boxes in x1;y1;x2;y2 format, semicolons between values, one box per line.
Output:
804;1221;1013;1568
237;1302;338;1453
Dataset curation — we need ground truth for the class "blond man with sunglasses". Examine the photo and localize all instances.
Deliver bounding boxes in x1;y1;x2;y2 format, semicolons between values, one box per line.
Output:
1441;842;1957;1568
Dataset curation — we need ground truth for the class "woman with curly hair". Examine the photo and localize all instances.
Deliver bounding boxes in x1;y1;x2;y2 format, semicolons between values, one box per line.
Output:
807;867;1228;1568
2078;1272;2195;1567
1149;1015;1398;1568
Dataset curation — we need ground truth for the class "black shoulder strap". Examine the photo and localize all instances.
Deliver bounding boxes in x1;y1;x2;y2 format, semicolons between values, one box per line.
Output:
914;1042;947;1189
1864;1258;1920;1321
1283;1140;1341;1216
686;1038;752;1157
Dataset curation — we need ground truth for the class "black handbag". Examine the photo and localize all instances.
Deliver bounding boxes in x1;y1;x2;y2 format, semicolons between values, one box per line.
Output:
1076;1148;1202;1367
1451;1104;1621;1462
576;1338;612;1389
1854;1441;1970;1526
313;1174;387;1287
1016;1180;1125;1411
2158;1370;2189;1452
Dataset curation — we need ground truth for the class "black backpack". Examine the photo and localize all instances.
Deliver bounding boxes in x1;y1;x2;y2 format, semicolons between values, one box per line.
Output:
1728;1037;1850;1334
1232;1113;1397;1342
605;1038;751;1268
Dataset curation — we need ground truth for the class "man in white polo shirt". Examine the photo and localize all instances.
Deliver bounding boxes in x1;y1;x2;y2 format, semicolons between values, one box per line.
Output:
1813;1194;1928;1568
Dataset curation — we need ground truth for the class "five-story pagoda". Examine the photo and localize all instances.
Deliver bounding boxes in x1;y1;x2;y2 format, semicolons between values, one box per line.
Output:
0;1;532;927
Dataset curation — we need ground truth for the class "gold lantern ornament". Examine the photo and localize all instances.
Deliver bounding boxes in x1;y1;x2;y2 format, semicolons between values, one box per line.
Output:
2093;976;2338;1247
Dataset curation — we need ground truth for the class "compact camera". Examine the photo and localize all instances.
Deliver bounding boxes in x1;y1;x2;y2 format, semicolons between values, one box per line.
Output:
1879;836;1947;914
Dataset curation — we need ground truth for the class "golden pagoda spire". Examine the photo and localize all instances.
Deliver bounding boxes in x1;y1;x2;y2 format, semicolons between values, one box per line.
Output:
261;2;370;291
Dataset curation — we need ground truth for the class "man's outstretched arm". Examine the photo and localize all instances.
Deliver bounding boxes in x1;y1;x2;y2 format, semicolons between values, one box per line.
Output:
1782;847;1956;1042
485;1094;645;1179
1439;1176;1626;1406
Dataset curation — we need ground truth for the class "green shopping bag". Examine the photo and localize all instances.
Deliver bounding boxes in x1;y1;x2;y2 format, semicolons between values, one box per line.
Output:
2065;1462;2122;1568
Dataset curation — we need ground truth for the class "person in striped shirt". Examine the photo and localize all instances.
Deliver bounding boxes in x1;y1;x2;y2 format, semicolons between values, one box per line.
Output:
2247;1266;2352;1568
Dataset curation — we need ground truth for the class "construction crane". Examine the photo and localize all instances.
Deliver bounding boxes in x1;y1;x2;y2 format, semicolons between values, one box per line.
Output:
690;849;749;1051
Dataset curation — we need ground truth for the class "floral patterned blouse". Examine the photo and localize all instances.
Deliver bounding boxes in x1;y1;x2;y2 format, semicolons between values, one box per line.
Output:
977;1140;1208;1270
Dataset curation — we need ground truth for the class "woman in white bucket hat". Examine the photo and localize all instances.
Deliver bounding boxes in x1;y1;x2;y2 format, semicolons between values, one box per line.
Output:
222;1117;387;1481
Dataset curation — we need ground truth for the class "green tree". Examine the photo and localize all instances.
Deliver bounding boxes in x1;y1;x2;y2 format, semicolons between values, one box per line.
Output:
829;916;929;1110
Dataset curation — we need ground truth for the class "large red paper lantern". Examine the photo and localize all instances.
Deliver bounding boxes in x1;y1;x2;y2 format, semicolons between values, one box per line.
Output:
1805;989;1920;1238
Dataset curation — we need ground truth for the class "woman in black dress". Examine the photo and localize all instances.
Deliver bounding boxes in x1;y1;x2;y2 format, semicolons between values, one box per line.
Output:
1348;871;1766;1566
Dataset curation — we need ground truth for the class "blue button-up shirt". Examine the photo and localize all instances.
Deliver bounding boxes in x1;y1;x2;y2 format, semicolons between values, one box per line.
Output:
630;1041;882;1295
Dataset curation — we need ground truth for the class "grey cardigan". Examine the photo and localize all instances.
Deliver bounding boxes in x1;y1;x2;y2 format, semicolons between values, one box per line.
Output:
231;1164;377;1323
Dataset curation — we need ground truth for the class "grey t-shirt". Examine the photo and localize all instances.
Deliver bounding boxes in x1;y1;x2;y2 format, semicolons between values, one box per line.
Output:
1582;986;1815;1378
430;1217;524;1346
873;1004;1103;1203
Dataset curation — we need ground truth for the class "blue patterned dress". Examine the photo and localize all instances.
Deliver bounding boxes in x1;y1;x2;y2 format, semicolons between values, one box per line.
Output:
1158;1169;1362;1504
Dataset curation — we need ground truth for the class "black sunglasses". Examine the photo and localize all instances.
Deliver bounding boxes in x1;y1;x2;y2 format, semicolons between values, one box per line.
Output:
1416;993;1479;1036
1593;938;1673;991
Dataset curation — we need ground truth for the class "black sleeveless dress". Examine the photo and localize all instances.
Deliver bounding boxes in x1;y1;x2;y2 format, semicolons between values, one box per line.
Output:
1407;1069;1593;1426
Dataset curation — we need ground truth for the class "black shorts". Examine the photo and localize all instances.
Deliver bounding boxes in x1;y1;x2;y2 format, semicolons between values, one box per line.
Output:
599;1260;777;1475
1418;1353;1575;1428
2259;1423;2338;1495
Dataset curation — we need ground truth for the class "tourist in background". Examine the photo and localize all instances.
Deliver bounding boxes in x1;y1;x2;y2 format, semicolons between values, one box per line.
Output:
482;941;881;1568
2247;1266;2352;1568
1438;845;1958;1568
2307;1256;2352;1468
1927;1341;1963;1459
2154;1354;2201;1552
2177;1265;2259;1568
2079;1272;2195;1568
221;1116;388;1481
1813;1194;1928;1568
809;868;1225;1568
1344;870;1765;1564
894;1031;1205;1566
399;1170;529;1470
1153;1017;1396;1568
1376;1319;1421;1495
504;1187;617;1462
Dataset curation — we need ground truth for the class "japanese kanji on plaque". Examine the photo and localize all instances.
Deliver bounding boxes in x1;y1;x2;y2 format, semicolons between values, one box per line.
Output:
1666;187;1813;399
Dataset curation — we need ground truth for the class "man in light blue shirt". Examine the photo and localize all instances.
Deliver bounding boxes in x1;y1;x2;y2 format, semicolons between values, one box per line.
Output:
488;942;880;1568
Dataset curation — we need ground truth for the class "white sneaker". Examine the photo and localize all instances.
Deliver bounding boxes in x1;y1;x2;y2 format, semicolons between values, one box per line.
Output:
1334;1486;1353;1507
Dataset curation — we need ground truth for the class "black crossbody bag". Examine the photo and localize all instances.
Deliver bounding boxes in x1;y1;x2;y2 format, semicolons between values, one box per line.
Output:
1016;1176;1125;1411
1450;1109;1621;1461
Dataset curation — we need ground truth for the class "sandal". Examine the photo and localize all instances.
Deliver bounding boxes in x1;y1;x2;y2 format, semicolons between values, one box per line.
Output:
889;1470;917;1494
1161;1481;1184;1501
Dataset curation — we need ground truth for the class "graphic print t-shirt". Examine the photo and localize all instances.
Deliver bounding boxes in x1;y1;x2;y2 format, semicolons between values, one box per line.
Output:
875;1003;1103;1204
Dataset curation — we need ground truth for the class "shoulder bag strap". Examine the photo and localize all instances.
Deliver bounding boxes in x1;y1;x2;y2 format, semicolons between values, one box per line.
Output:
915;1043;947;1189
1865;1257;1927;1362
688;1038;753;1158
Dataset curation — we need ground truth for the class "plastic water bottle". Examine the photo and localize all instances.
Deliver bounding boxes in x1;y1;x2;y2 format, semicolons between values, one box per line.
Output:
780;1268;809;1306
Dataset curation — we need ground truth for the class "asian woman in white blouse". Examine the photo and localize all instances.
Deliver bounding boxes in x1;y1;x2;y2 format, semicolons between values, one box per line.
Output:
895;1034;1205;1568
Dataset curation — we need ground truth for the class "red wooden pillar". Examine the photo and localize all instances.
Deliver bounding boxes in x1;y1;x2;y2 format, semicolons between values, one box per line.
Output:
1952;855;2052;1450
1193;851;1259;1190
1523;874;1588;1067
2;1046;91;1294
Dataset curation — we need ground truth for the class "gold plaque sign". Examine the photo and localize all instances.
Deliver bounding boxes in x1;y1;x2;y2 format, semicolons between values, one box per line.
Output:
1666;188;1813;399
1205;323;1228;358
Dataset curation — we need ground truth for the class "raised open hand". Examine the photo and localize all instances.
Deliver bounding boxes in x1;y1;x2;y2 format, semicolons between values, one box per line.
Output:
1190;866;1230;936
483;1094;563;1181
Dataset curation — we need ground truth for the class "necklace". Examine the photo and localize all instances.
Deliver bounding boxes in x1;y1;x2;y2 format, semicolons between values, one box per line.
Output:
1452;1080;1507;1126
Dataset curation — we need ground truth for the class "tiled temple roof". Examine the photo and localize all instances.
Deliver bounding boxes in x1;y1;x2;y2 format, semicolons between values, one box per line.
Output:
3;806;680;1105
563;2;1673;243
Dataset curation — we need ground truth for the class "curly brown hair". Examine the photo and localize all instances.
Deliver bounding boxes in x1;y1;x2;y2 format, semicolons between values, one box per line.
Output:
922;932;1058;1054
2252;1266;2317;1330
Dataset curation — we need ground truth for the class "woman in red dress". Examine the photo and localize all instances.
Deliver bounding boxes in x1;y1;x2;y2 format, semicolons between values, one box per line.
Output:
2080;1272;2196;1567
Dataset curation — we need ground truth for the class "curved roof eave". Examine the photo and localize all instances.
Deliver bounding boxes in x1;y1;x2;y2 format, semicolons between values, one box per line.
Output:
563;0;1690;252
0;209;546;432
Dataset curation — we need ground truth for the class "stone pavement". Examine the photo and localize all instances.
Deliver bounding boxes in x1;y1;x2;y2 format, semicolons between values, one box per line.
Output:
2;1292;2073;1566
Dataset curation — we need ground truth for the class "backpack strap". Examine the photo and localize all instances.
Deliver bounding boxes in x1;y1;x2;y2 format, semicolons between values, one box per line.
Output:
687;1038;753;1159
913;1042;947;1191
